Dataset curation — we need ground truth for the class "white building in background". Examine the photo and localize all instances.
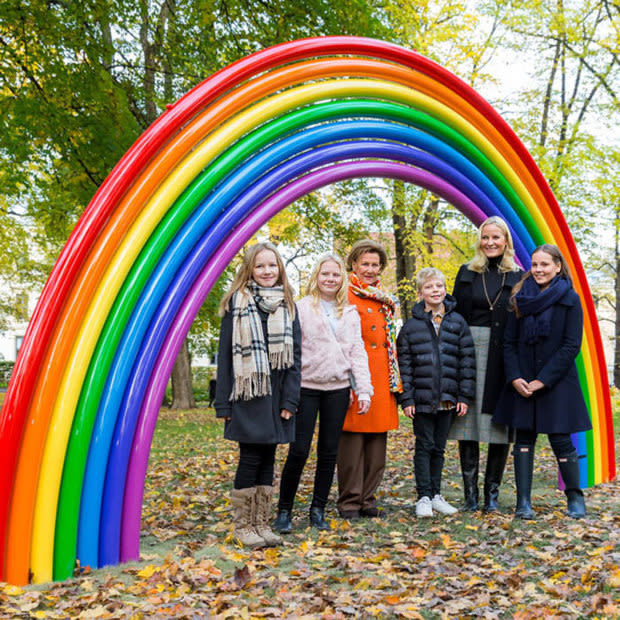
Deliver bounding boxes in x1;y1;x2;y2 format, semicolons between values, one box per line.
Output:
0;286;38;362
0;325;25;361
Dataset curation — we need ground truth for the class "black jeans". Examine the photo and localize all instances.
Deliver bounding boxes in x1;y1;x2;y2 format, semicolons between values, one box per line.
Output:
515;429;577;459
278;387;350;510
234;442;278;489
413;410;454;499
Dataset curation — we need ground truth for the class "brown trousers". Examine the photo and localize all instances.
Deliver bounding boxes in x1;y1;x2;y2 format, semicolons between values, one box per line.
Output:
337;431;387;512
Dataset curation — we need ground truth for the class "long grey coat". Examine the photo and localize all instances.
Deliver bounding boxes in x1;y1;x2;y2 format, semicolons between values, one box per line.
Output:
214;305;301;444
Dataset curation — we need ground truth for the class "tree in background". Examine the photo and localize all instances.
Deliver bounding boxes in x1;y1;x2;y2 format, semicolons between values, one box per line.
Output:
0;0;385;404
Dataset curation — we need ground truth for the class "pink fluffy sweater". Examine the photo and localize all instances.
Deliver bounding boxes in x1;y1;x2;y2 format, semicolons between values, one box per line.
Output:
297;296;373;401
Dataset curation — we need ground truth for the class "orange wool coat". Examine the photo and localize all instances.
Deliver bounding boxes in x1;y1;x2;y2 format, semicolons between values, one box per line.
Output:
341;288;399;433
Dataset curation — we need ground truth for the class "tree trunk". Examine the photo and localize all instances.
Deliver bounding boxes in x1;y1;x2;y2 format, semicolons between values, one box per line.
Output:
171;339;195;409
391;180;416;321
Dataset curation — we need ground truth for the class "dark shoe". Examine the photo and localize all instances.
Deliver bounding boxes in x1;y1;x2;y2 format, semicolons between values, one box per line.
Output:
309;506;330;530
483;443;509;512
513;445;535;520
360;506;379;518
338;509;360;520
557;454;586;519
272;509;292;534
459;441;479;511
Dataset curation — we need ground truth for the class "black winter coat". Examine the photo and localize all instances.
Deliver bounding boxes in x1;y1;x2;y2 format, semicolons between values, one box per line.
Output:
452;264;523;414
214;305;301;444
492;288;592;434
396;296;476;414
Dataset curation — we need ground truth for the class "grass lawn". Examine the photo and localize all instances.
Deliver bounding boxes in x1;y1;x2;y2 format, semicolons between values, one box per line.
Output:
0;402;618;618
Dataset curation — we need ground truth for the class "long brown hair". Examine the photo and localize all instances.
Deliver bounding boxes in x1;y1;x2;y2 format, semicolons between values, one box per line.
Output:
218;242;296;316
510;244;573;314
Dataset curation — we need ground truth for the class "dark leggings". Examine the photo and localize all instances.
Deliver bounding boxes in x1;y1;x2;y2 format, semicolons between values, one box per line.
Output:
234;442;278;489
278;387;350;510
515;429;577;459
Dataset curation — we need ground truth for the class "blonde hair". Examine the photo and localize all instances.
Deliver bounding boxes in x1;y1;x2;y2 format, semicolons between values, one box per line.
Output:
510;244;574;314
306;253;349;317
345;238;388;272
218;242;296;316
416;267;446;293
468;217;520;273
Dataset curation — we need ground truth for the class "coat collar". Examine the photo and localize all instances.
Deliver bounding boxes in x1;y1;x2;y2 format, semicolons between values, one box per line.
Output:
459;265;522;286
412;294;457;319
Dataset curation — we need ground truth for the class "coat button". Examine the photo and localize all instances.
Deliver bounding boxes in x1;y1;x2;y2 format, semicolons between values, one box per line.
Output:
367;308;372;313
371;325;377;331
371;343;377;349
383;343;388;348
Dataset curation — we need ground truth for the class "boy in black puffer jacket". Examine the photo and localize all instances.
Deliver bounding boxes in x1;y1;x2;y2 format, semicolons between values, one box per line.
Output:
396;268;475;518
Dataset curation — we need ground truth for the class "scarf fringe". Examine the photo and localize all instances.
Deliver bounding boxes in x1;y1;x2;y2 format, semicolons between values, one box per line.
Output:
269;348;293;370
232;372;272;401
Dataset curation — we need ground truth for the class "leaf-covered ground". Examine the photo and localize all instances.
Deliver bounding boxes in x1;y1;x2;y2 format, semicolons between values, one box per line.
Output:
1;407;618;619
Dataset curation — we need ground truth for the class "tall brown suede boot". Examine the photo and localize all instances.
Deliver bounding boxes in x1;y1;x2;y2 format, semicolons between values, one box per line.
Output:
255;486;282;546
230;488;265;548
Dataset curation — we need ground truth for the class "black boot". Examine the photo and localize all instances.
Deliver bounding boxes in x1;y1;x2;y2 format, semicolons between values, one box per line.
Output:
309;506;330;530
513;445;535;520
273;509;292;534
557;454;586;519
483;443;509;512
459;441;479;511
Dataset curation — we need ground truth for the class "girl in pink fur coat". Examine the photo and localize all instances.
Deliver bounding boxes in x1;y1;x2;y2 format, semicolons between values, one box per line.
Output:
273;253;372;532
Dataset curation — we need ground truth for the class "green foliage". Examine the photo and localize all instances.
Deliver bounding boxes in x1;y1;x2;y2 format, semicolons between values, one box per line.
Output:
0;360;14;386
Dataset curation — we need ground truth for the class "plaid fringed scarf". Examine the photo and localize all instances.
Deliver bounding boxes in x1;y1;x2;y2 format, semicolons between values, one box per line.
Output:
349;274;403;393
230;281;294;401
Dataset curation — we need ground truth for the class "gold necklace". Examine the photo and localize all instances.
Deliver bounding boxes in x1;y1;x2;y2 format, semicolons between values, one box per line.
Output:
481;270;506;311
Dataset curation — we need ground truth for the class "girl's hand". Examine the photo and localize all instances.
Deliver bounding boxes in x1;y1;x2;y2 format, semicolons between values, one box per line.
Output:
358;399;370;414
512;378;532;398
280;408;294;420
456;402;468;417
403;405;415;419
527;379;545;393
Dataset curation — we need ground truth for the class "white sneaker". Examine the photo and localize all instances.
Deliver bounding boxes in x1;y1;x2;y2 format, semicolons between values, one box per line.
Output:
416;496;433;517
432;494;458;515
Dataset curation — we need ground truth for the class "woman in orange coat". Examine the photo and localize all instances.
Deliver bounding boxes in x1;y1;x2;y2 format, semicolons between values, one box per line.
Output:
337;239;402;518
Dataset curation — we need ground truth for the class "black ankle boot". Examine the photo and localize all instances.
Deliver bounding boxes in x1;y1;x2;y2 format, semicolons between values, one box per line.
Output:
309;506;330;530
513;445;535;520
273;509;292;533
483;443;509;512
557;453;586;519
459;441;479;511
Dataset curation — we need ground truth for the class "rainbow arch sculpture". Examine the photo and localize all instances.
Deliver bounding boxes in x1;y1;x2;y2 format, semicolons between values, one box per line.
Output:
0;36;614;585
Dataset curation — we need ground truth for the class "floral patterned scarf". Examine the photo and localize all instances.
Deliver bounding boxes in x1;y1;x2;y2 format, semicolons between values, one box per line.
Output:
349;274;402;393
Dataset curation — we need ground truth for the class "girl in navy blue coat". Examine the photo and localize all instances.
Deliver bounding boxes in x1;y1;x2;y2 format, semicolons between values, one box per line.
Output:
493;245;591;520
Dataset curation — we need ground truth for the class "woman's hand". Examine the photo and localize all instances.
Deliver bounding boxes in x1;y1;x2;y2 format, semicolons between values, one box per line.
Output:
358;399;370;414
512;378;532;398
456;402;468;417
402;405;415;419
527;379;545;393
280;409;294;420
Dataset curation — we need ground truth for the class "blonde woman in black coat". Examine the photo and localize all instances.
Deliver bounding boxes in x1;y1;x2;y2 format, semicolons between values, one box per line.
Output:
449;217;523;512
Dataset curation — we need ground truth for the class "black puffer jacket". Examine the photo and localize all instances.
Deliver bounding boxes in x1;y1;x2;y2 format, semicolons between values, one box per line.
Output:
396;295;476;414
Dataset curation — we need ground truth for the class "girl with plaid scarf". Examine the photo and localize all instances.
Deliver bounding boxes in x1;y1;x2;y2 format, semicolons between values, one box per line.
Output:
215;243;301;548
